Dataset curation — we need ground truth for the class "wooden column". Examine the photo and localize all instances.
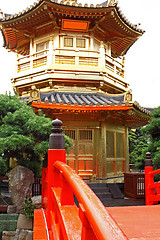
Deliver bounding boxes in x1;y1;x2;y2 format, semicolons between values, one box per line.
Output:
47;37;53;68
99;41;105;71
30;38;34;70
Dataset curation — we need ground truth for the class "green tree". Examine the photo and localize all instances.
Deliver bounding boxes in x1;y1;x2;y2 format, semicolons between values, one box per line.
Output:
144;107;160;170
0;94;72;176
129;128;148;171
0;157;7;176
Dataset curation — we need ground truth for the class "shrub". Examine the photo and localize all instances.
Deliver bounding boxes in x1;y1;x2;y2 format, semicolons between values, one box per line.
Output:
21;198;35;219
0;94;73;177
0;157;8;176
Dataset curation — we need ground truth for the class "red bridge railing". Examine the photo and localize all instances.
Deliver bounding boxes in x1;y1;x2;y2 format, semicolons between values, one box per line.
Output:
145;152;160;205
34;119;128;240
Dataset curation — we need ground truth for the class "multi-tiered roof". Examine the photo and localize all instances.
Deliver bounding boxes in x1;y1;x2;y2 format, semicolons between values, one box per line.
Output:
0;0;144;56
0;0;150;128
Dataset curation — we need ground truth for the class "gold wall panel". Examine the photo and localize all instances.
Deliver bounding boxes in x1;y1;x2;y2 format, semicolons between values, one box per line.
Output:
106;161;114;174
115;161;123;173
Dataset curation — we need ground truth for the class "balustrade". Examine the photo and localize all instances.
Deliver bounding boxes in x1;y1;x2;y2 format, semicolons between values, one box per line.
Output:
15;48;125;80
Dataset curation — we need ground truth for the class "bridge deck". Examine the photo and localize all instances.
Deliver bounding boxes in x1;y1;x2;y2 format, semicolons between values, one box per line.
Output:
107;205;160;239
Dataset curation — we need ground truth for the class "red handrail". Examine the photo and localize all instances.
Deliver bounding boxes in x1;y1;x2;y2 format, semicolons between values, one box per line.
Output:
145;152;160;205
51;160;127;240
36;119;128;240
149;169;160;177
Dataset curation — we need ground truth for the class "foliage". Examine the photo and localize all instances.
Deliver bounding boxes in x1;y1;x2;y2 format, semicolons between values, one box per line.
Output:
145;107;160;139
0;157;8;176
64;134;73;154
129;107;160;172
128;128;148;171
21;198;35;219
144;107;160;170
0;94;73;176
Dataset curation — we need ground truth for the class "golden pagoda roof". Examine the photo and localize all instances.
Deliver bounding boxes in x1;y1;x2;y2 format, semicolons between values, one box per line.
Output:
0;0;144;57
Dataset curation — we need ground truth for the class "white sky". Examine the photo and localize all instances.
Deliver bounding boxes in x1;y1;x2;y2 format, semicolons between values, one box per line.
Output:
0;0;159;108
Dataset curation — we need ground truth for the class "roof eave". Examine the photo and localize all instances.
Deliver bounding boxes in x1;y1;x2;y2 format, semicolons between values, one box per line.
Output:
0;0;144;35
0;28;7;47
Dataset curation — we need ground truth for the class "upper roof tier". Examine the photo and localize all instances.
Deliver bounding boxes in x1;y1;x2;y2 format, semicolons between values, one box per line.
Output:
0;0;144;57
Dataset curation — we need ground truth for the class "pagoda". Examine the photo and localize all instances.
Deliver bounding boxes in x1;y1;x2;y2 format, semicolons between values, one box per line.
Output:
0;0;150;181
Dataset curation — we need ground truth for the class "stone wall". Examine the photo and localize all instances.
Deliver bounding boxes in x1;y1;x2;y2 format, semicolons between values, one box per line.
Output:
2;230;33;240
2;231;16;240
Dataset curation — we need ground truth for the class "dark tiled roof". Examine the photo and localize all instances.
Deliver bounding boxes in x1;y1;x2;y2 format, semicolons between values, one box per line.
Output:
40;91;125;106
21;91;151;116
145;107;154;112
4;13;11;19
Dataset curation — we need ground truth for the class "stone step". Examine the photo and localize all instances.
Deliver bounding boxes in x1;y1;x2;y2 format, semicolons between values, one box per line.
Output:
0;188;9;194
108;183;124;199
100;199;113;206
1;181;8;186
87;183;107;188
88;183;111;198
96;192;112;199
0;214;18;232
0;214;18;221
91;187;109;193
0;220;17;232
2;231;16;240
1;181;9;190
87;183;125;202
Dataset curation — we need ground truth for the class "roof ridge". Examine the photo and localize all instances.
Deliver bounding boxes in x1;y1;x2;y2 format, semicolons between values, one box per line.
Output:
0;0;144;33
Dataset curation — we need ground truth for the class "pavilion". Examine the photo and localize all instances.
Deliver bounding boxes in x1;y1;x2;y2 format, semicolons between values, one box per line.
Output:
0;0;150;181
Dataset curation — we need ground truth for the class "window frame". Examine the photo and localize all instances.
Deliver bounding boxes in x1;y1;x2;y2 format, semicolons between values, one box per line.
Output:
35;41;49;57
63;36;87;49
76;38;86;48
36;41;49;52
64;37;74;48
106;130;125;159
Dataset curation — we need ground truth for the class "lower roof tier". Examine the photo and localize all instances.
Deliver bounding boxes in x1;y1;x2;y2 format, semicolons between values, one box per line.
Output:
21;91;151;129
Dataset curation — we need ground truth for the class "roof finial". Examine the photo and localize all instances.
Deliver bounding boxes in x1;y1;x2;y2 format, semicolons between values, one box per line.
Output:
108;0;116;6
63;0;77;3
0;9;4;20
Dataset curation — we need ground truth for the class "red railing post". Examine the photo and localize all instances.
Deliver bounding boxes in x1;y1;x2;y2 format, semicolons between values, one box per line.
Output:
145;152;156;205
60;176;74;205
79;203;97;240
46;119;66;229
41;167;48;209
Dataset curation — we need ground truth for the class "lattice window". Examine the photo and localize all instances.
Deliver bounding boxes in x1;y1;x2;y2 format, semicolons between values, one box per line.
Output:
36;41;49;52
64;130;76;140
34;41;49;57
64;37;73;47
106;131;124;158
79;130;92;140
106;131;114;158
116;132;124;158
76;38;86;48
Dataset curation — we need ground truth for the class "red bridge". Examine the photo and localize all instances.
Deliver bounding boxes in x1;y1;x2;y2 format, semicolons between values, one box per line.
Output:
33;119;160;240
